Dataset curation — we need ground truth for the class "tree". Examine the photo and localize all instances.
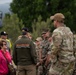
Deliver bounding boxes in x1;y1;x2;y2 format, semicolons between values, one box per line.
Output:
10;0;76;32
32;15;51;40
10;0;51;31
0;14;24;43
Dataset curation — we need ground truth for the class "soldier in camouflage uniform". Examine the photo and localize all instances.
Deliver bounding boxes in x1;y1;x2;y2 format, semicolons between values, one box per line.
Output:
72;33;76;75
35;37;43;75
73;33;76;57
49;13;75;75
41;29;51;75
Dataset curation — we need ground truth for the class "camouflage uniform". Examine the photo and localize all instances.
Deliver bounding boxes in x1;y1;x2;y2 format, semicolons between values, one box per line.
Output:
36;45;43;75
49;26;75;75
41;39;51;60
73;34;76;57
36;45;41;61
35;37;43;75
72;34;76;75
41;39;51;75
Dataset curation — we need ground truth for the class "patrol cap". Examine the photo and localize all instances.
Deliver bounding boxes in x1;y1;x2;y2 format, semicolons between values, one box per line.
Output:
36;37;42;41
42;28;50;35
42;31;46;34
0;31;8;35
50;13;65;21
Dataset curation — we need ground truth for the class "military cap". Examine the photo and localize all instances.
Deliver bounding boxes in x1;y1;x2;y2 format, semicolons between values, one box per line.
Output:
22;27;29;32
22;27;29;35
0;31;8;35
36;37;42;41
42;28;50;34
50;13;65;21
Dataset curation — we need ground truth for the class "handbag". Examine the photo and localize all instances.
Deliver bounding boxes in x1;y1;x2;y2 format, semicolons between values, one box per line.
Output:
1;51;16;75
8;63;16;75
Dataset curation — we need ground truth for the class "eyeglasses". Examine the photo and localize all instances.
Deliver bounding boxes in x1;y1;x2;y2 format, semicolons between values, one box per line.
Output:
3;44;7;46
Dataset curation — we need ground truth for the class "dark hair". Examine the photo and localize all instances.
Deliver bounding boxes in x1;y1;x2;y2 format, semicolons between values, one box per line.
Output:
22;27;29;35
0;39;6;49
22;27;29;32
22;31;27;35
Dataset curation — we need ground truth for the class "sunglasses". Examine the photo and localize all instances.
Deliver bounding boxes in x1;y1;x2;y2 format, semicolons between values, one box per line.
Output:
3;44;7;46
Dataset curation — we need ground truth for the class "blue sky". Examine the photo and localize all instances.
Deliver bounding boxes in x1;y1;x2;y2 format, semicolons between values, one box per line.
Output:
0;0;12;4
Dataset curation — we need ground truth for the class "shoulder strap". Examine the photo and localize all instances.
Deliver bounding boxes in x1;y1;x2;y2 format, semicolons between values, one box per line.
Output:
1;51;9;64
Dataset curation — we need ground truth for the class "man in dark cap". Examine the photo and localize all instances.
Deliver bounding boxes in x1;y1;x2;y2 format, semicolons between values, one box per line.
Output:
18;27;30;39
13;27;37;75
0;31;12;53
22;27;29;34
0;31;8;35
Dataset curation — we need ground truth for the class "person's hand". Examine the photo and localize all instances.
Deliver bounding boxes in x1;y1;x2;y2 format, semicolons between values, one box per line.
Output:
39;59;43;64
36;62;40;67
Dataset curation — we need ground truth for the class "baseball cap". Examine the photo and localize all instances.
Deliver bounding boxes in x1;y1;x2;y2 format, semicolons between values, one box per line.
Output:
42;29;49;35
50;13;65;21
22;27;29;35
22;27;29;32
0;31;8;35
36;37;42;41
42;31;47;35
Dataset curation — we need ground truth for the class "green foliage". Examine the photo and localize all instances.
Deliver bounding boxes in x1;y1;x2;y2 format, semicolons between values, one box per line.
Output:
10;0;76;32
32;15;51;40
50;0;76;32
0;14;24;43
10;0;50;30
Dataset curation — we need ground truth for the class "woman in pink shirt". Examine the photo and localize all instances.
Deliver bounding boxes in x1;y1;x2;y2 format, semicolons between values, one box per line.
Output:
0;39;12;75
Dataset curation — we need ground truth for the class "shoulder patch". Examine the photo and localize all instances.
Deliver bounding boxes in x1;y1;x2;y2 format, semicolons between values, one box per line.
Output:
16;43;30;48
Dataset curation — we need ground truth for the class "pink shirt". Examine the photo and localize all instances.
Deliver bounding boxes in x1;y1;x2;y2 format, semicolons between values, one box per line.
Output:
0;50;12;75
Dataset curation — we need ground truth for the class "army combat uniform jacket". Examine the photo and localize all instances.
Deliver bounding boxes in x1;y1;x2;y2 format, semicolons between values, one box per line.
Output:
72;34;76;75
49;26;75;75
73;34;76;57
